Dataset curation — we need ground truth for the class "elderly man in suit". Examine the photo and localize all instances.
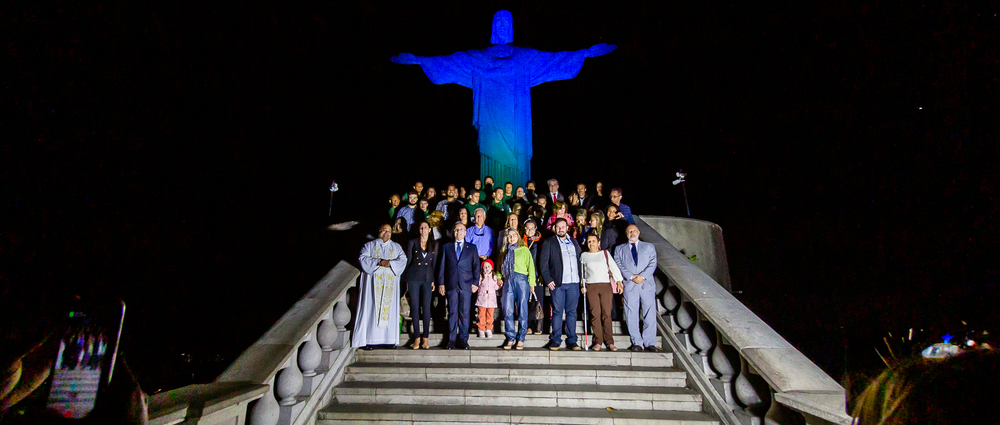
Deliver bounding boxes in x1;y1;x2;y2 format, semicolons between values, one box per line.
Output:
539;218;583;350
613;224;659;352
438;222;481;349
546;179;565;204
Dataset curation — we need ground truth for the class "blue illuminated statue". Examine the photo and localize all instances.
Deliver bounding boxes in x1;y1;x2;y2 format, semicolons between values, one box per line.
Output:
392;10;615;187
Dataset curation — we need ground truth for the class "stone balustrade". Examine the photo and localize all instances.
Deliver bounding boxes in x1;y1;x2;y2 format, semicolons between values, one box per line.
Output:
637;216;852;425
149;261;360;425
148;217;854;425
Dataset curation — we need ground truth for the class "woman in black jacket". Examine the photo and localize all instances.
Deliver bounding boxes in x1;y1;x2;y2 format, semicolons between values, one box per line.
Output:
404;221;438;349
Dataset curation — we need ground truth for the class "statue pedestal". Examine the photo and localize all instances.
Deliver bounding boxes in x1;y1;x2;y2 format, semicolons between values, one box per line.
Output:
481;153;529;189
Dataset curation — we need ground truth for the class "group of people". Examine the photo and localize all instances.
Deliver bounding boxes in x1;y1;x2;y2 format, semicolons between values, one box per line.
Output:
352;177;660;353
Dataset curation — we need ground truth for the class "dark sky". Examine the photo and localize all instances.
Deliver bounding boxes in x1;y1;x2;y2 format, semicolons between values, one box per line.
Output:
4;2;998;390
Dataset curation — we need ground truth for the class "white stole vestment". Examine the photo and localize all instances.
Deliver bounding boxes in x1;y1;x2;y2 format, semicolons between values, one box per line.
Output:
351;239;407;347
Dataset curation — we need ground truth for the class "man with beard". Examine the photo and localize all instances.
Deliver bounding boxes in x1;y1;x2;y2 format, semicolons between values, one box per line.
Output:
538;218;583;350
435;184;464;220
397;191;420;231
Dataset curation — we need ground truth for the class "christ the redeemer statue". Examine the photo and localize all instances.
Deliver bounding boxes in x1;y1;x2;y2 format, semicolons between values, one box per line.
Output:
391;10;615;188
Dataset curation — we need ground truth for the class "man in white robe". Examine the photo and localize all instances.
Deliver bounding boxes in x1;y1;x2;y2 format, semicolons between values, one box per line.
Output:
352;224;408;349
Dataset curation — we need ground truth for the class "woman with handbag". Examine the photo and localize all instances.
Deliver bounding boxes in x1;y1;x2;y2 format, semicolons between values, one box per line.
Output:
579;233;624;351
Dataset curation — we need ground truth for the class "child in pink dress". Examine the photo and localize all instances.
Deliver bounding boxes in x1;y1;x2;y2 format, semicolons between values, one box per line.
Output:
475;259;501;338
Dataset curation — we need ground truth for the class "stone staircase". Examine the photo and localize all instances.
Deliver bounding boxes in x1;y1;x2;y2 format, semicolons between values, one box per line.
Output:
317;319;720;424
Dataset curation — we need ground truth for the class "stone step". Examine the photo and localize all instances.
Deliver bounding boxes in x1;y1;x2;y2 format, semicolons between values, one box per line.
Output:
316;403;719;425
318;403;720;424
405;319;629;335
398;333;638;349
330;381;703;412
356;347;672;368
345;362;688;387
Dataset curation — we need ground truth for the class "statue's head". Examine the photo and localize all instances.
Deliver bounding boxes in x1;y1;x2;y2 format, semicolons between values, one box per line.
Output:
491;10;513;45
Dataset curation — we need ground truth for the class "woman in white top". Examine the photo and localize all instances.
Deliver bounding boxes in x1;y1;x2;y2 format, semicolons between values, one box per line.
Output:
579;233;624;351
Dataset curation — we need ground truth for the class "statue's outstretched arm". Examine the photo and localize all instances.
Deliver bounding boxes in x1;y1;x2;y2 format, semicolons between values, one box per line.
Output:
390;53;420;64
585;43;616;58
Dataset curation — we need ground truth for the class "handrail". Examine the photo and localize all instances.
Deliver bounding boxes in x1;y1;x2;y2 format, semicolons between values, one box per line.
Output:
149;261;360;425
636;216;852;425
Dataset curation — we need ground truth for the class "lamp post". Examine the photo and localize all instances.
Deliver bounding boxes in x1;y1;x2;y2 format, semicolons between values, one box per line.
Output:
328;180;339;217
672;170;690;217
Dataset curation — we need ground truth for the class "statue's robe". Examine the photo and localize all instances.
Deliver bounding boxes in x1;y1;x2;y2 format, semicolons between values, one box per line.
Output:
352;238;407;347
416;44;590;187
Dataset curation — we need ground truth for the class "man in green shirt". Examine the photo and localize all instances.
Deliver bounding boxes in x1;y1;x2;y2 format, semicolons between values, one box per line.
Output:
464;191;485;217
487;187;512;230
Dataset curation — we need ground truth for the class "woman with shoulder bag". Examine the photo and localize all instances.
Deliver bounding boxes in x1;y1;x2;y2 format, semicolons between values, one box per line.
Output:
579;232;624;351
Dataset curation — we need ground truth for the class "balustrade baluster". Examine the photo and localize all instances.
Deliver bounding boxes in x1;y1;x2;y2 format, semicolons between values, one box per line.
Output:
317;309;338;351
332;299;351;350
316;308;339;372
248;377;280;425
690;311;716;377
734;356;772;425
710;330;739;408
674;295;696;353
275;357;303;406
299;332;322;377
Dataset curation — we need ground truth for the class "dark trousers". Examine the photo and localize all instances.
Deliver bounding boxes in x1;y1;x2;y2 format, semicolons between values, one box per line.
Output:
407;280;432;338
550;283;580;346
585;283;615;346
447;285;473;345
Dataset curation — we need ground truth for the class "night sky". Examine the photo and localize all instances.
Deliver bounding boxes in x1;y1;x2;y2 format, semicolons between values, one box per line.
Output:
4;2;998;392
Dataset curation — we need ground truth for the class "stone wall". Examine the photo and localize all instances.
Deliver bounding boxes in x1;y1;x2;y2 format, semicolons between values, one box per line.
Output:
638;215;732;292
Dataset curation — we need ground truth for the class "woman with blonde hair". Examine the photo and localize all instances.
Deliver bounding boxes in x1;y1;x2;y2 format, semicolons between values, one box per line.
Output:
588;210;617;250
496;227;535;350
427;210;445;240
574;209;589;242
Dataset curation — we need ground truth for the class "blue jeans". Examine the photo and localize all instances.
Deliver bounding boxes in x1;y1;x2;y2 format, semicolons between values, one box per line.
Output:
550;283;580;346
503;273;530;342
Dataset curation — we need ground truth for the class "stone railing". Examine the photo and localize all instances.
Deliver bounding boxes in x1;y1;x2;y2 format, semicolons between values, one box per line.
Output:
149;261;360;425
637;216;852;425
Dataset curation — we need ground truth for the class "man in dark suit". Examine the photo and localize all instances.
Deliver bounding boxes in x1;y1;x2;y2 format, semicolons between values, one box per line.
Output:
538;218;583;350
437;222;481;349
546;179;565;204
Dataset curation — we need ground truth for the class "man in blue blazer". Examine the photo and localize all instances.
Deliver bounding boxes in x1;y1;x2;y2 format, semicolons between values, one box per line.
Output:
438;222;480;349
539;218;583;350
613;224;660;352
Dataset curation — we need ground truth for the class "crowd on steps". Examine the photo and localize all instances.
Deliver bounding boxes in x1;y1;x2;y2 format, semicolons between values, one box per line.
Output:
352;177;660;354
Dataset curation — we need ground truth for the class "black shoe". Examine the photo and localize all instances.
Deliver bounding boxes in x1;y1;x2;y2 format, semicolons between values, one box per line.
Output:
630;345;644;352
457;342;470;350
567;343;582;351
446;342;455;350
385;344;397;350
645;346;660;352
363;345;375;351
